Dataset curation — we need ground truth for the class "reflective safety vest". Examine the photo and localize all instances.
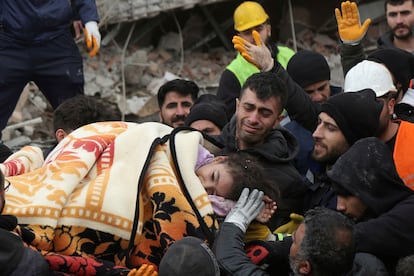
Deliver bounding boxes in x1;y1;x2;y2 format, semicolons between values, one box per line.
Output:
226;46;294;87
394;120;414;190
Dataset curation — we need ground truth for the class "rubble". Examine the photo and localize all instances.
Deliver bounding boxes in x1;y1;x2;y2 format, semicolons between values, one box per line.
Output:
2;0;387;151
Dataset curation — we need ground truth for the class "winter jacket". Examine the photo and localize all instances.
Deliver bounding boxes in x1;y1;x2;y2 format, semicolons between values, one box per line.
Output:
0;0;99;42
213;222;291;276
378;31;403;51
327;137;414;273
213;116;306;229
217;44;294;119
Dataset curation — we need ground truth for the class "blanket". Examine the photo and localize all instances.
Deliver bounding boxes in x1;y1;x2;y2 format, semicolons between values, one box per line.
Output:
3;121;218;268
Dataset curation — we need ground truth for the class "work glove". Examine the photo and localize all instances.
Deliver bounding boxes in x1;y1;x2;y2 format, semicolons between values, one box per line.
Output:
224;188;265;233
274;213;304;234
127;264;158;276
335;1;371;45
232;30;274;71
84;21;101;57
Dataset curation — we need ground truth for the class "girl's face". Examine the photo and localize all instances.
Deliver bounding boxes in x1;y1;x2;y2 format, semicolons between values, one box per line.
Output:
196;160;234;197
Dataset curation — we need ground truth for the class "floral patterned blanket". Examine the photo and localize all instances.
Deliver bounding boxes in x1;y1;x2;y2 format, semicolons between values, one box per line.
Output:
3;121;217;269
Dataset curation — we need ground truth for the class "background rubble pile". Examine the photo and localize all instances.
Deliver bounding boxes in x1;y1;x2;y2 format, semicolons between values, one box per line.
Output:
3;0;388;151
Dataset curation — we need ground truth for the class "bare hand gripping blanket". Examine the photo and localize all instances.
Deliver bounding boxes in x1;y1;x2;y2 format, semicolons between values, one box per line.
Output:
2;121;218;268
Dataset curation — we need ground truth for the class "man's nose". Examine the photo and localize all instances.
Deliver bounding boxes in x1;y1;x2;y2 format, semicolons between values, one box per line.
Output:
176;104;185;115
312;124;323;139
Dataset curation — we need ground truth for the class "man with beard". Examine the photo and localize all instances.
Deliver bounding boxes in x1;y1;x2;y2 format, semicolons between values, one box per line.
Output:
213;188;356;276
302;89;384;211
217;1;294;120
335;0;414;55
213;71;306;231
157;79;199;128
380;0;414;53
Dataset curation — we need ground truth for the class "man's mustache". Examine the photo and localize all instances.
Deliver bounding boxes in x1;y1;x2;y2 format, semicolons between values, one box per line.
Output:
393;23;410;31
171;115;186;123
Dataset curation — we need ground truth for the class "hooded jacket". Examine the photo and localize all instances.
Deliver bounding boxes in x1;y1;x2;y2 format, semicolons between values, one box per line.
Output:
327;137;414;272
214;116;306;230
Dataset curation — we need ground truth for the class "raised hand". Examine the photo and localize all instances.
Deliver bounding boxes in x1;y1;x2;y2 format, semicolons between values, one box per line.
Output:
335;1;371;44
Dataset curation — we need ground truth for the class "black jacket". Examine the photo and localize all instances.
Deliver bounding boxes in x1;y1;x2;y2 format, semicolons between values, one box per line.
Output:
213;223;291;276
214;117;306;229
327;137;414;273
377;31;400;51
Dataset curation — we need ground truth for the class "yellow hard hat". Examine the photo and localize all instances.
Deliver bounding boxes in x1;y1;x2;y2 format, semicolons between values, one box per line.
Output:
234;1;269;32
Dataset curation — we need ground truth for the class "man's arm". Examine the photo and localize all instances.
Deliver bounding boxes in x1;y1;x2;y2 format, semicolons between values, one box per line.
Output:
217;69;242;120
213;223;269;276
271;62;320;132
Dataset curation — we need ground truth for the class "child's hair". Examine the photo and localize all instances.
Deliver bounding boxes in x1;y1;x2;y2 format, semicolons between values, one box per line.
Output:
219;152;279;201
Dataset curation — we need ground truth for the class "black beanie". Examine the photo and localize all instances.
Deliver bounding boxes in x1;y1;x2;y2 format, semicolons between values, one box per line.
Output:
320;89;384;145
185;102;228;130
368;48;414;94
159;236;220;276
287;50;331;88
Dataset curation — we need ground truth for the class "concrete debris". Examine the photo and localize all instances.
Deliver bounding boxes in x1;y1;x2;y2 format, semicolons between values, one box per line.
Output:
2;20;350;151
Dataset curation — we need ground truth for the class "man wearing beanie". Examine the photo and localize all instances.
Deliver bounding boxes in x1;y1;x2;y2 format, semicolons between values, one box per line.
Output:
185;100;228;135
287;50;339;104
300;89;384;211
284;50;340;181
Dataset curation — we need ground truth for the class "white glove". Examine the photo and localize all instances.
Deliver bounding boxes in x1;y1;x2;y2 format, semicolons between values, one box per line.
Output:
84;21;101;56
224;188;265;233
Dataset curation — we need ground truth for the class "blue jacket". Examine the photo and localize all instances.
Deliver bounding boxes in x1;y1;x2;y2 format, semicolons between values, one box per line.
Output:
0;0;99;42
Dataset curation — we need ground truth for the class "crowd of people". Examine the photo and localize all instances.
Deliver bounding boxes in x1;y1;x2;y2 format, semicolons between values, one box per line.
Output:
1;0;414;275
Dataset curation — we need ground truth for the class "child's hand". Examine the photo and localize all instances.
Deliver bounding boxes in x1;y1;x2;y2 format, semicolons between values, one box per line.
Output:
255;195;277;223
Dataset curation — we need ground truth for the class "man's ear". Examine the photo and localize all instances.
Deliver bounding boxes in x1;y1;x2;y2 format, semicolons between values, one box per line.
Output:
298;260;311;275
55;129;68;142
388;97;396;115
235;98;240;114
158;111;163;123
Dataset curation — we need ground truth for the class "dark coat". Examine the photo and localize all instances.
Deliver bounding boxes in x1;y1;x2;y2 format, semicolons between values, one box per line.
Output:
0;0;99;42
213;222;291;276
327;137;414;273
214;116;306;229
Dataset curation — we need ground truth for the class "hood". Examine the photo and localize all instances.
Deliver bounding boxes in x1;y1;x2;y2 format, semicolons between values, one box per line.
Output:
217;116;299;163
327;137;413;217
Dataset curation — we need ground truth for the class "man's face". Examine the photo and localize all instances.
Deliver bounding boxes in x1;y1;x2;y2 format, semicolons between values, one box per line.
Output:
337;195;367;221
386;0;414;39
190;120;221;135
289;223;306;275
235;89;282;150
159;92;194;128
312;112;349;164
238;23;271;45
304;80;331;104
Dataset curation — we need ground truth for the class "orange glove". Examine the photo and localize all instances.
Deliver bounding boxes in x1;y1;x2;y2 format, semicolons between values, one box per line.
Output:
84;21;101;57
232;30;262;67
335;1;371;45
232;30;273;71
127;264;158;276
